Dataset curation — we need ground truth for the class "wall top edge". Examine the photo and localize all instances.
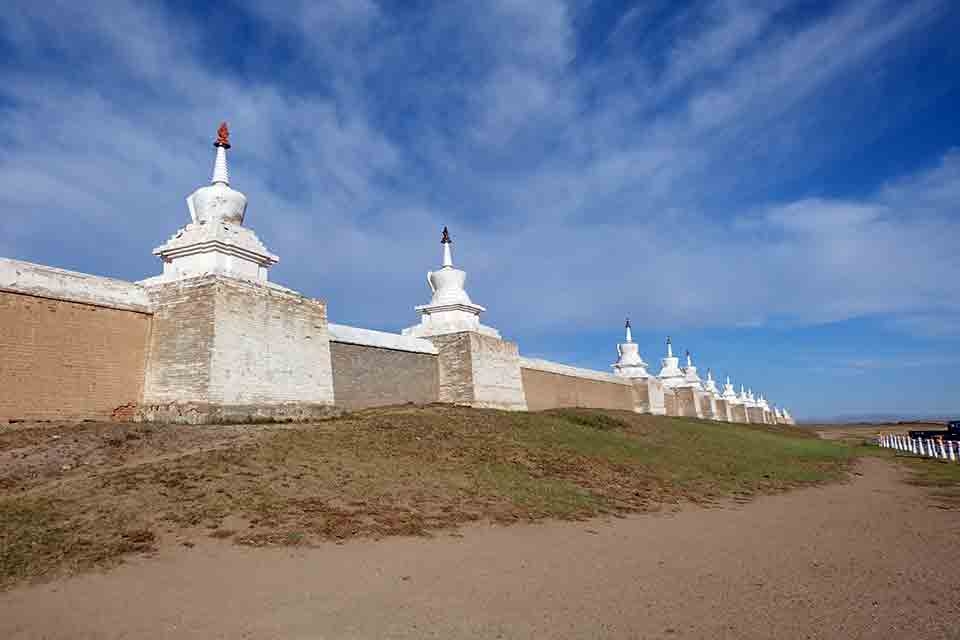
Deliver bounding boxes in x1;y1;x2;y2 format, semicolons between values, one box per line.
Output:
519;356;634;385
0;257;152;313
329;322;439;355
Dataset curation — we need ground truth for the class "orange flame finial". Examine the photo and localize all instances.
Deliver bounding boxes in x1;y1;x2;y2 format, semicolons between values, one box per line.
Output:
214;121;231;149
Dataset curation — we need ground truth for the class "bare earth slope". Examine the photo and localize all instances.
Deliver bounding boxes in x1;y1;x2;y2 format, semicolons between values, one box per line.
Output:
1;457;957;639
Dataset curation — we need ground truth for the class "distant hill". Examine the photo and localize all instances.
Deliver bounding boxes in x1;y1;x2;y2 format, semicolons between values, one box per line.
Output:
800;413;954;425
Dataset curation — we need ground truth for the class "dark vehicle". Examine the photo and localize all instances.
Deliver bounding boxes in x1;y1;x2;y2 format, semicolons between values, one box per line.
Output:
908;420;960;441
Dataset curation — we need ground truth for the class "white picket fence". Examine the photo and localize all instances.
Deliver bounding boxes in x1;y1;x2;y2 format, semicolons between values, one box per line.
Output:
878;433;960;463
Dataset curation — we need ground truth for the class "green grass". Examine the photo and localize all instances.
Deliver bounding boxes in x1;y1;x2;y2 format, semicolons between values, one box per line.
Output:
1;406;853;588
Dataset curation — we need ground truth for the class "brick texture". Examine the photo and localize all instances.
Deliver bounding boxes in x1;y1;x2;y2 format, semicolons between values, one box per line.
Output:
467;333;527;410
430;333;475;404
521;368;636;412
0;291;150;421
330;341;438;410
732;404;749;423
715;399;730;421
676;388;701;418
664;390;680;416
429;332;527;410
139;275;335;423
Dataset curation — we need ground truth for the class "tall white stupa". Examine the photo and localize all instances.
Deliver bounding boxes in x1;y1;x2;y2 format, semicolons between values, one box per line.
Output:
758;393;770;412
723;376;740;405
403;227;500;339
703;368;720;397
681;351;704;389
147;122;278;284
612;319;650;378
658;337;686;388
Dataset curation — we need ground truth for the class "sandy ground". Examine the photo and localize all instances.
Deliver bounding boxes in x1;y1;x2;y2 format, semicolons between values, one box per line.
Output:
1;457;957;639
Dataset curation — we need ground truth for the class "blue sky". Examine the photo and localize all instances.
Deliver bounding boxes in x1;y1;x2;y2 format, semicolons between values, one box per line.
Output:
1;0;958;419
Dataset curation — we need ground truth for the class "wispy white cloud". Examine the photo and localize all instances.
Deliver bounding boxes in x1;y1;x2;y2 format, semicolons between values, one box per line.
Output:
0;0;955;340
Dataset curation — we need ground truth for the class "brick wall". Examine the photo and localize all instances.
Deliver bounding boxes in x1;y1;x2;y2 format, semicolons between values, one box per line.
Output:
139;275;336;423
664;390;680;416
0;291;151;421
715;399;730;422
520;368;637;412
330;342;438;410
732;404;749;423
468;333;527;410
430;332;527;410
700;393;716;420
430;333;476;404
676;387;701;418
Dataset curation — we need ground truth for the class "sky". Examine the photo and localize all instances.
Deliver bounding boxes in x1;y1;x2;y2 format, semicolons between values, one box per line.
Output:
1;0;958;420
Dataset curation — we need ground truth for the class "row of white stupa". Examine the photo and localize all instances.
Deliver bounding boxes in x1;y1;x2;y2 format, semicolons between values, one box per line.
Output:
148;123;792;422
612;320;793;422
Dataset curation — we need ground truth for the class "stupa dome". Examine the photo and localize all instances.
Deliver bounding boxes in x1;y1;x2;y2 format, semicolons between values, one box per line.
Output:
186;122;247;226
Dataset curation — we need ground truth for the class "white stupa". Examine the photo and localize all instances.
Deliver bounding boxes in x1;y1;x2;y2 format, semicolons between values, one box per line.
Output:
402;227;500;339
680;351;704;390
722;376;740;405
658;337;686;388
703;368;721;398
738;384;751;405
758;393;770;411
612;319;650;378
148;122;278;284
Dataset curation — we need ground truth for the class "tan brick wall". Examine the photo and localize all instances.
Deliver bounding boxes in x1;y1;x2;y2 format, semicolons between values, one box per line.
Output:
0;290;151;421
732;404;748;423
330;342;438;410
664;389;680;416
520;368;636;412
715;399;729;421
430;332;527;410
700;393;716;419
747;406;766;424
676;387;701;418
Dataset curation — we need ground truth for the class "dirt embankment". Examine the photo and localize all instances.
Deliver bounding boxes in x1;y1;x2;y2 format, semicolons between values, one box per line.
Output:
1;456;957;639
1;407;851;589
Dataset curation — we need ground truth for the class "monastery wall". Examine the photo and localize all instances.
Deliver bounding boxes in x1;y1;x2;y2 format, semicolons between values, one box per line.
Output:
138;275;336;423
519;358;638;412
676;388;701;418
0;259;152;421
328;324;438;410
747;406;766;424
429;332;527;410
715;399;730;422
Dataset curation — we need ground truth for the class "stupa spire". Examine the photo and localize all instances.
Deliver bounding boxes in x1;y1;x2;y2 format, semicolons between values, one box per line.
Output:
212;121;231;185
685;350;693;368
441;226;453;268
149;121;278;284
612;318;648;378
666;336;673;358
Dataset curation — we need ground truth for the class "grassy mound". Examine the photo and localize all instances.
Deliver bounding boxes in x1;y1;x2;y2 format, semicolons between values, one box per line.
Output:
1;406;851;588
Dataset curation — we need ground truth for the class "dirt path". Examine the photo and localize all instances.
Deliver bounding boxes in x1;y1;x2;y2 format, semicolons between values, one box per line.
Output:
1;457;957;639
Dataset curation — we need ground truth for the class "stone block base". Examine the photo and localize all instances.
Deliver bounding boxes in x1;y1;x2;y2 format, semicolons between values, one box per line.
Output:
135;402;343;425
